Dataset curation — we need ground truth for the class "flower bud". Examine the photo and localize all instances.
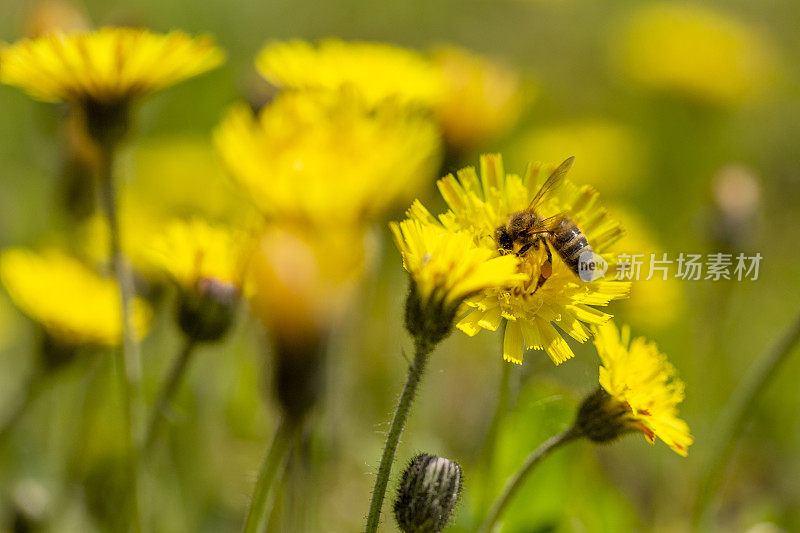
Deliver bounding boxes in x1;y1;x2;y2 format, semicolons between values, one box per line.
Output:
404;285;457;352
394;453;462;533
177;277;238;342
82;98;131;148
271;333;326;422
573;387;635;443
39;330;78;371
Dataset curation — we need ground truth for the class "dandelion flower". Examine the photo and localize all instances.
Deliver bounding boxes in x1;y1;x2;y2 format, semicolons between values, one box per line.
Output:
145;218;250;291
214;91;442;225
256;39;443;108
613;3;777;106
145;218;250;342
391;218;524;321
0;27;224;105
129;137;253;225
248;225;371;340
0;247;150;346
23;0;89;38
432;45;528;151
408;154;629;364
581;321;692;456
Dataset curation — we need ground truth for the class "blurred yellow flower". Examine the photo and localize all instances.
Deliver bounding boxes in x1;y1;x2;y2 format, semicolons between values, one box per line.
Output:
592;321;692;456
613;3;777;106
256;39;443;108
609;207;684;328
144;218;251;290
390;217;525;312
0;27;224;104
23;0;89;38
214;91;442;225
510;119;645;193
0;248;150;345
248;225;372;339
127;137;252;225
432;45;528;151
408;154;629;365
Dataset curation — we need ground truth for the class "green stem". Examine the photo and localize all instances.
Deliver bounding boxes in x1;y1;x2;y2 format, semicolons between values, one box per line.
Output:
144;338;198;453
693;310;800;524
484;364;511;459
0;371;45;445
478;362;512;514
242;420;294;533
99;143;143;533
365;342;432;533
478;427;580;533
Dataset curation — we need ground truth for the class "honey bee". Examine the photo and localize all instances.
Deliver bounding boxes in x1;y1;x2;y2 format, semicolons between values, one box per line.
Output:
494;156;593;288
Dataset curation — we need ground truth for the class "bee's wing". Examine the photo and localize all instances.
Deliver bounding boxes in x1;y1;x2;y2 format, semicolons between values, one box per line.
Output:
526;156;575;211
526;213;566;235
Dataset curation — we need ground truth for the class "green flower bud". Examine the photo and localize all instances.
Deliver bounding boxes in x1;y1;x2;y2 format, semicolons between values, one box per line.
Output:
177;276;238;342
404;284;457;353
574;387;635;443
39;330;78;371
394;453;462;533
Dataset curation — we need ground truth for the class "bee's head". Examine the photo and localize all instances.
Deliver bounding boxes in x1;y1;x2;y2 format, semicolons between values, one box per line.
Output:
494;225;514;253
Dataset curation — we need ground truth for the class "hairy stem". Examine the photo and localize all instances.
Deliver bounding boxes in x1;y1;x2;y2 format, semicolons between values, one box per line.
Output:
693;311;800;524
242;420;294;533
365;342;432;533
99;143;143;533
144;338;198;453
478;427;580;533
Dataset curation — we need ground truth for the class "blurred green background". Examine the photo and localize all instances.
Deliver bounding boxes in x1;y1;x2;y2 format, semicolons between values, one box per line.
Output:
1;0;800;531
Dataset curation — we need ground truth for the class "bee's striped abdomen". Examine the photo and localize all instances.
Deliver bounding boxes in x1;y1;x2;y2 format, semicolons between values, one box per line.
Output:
550;217;591;276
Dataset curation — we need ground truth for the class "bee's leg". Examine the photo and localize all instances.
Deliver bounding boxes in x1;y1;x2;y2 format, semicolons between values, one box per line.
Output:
516;241;535;256
534;238;553;292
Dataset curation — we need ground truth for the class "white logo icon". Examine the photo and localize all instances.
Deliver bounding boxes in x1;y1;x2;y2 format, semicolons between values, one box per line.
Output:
578;251;608;282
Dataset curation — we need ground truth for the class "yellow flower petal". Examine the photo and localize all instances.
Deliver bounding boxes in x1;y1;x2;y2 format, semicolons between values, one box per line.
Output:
409;153;630;364
0;248;150;345
214;92;441;225
593;321;693;456
256;39;443;108
0;27;224;103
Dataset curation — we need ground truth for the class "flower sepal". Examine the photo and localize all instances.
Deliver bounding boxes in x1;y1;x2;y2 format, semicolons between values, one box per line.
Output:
404;284;458;353
177;277;238;343
573;387;636;444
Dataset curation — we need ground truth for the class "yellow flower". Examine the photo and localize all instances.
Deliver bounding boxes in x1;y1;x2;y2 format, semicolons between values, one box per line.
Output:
0;27;224;104
248;225;371;339
128;136;254;225
214;91;442;225
23;0;89;38
144;218;250;290
256;39;443;108
592;321;692;456
390;217;524;311
510;119;645;193
0;247;150;345
613;3;777;106
432;45;528;151
408;154;629;365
